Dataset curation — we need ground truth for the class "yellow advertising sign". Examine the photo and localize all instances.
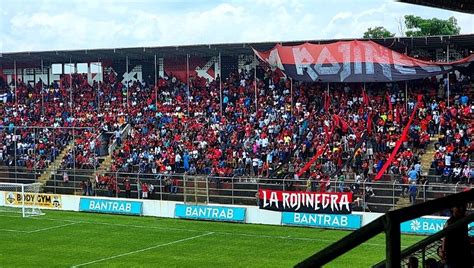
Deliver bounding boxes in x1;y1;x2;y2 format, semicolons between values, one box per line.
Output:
4;192;62;209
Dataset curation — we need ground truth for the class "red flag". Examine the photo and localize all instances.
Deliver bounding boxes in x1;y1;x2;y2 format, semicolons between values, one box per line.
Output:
296;125;332;178
367;113;373;136
324;92;330;111
395;108;401;124
362;90;370;106
386;93;393;112
296;144;326;178
333;114;349;133
375;99;420;180
332;114;340;129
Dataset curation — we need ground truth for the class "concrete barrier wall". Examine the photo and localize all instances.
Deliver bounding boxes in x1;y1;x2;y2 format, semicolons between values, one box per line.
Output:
3;192;459;235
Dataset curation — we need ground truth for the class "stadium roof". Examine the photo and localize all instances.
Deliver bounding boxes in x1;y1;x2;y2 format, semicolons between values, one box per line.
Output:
398;0;474;14
1;34;474;66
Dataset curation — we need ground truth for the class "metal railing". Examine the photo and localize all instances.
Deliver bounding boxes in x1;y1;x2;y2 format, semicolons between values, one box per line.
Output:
0;166;471;213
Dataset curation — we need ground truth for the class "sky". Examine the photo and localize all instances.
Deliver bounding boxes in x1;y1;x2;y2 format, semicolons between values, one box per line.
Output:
0;0;473;53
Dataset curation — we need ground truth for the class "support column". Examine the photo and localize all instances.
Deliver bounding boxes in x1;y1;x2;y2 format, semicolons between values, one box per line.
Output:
154;54;157;109
254;54;257;112
290;78;293;114
126;55;129;110
41;59;44;116
14;59;17;108
219;52;223;117
186;53;190;119
446;45;450;107
405;81;408;111
96;60;100;115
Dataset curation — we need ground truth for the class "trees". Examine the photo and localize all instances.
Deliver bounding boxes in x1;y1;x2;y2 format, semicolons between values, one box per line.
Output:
363;26;395;38
404;15;461;37
363;15;461;39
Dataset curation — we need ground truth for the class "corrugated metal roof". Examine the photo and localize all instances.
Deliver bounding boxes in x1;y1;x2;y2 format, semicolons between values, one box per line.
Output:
398;0;474;14
1;34;473;66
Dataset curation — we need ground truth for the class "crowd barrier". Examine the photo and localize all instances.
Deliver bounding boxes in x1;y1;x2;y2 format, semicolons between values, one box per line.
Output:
2;168;469;215
2;191;472;236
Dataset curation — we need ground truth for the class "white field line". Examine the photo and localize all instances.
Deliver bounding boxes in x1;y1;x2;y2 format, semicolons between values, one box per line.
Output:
0;221;78;234
27;222;79;233
0;214;403;248
0;228;29;233
70;232;215;268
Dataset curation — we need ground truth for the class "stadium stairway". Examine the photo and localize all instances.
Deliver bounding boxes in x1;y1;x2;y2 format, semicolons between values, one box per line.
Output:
92;124;131;181
419;134;440;177
92;154;114;180
38;142;75;184
394;196;411;210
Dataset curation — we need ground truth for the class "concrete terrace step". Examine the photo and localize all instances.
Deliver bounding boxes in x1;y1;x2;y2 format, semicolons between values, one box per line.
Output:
419;134;440;176
37;142;75;184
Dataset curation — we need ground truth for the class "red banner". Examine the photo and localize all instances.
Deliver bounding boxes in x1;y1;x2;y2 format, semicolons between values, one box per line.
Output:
258;189;352;214
253;41;474;82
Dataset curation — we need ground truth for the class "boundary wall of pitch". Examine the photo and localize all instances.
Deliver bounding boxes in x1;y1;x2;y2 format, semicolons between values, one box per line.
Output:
1;192;457;235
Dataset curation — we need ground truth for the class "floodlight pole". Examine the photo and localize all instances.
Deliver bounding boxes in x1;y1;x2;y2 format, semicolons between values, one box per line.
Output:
446;45;450;107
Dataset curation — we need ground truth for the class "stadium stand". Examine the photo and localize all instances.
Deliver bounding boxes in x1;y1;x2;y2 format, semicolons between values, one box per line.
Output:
0;36;472;213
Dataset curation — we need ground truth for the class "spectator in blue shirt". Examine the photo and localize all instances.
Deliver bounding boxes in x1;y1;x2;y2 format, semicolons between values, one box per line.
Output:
408;168;418;182
408;182;417;205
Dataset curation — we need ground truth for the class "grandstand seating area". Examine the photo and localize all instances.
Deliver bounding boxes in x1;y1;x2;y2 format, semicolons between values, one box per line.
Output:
0;53;472;212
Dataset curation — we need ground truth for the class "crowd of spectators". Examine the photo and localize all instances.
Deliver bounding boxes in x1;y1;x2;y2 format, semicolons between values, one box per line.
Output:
0;65;472;190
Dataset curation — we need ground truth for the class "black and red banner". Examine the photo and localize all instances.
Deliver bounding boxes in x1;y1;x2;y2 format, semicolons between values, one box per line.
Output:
253;40;474;83
258;189;352;214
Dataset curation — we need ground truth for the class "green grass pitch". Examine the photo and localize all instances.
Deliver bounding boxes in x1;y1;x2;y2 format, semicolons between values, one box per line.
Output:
0;210;422;267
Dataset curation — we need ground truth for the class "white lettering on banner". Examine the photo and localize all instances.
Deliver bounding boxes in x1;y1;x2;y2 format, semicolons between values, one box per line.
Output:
291;43;399;82
330;194;338;212
361;43;392;80
270;191;279;208
422;222;443;232
292;47;318;81
186;207;192;216
340;216;347;226
392;52;416;74
322;194;329;210
314;47;341;75
338;43;351;81
88;200;132;212
185;207;234;219
89;201;96;210
262;190;268;208
267;49;285;72
340;194;350;212
293;213;349;227
305;193;314;210
261;191;351;213
290;193;299;211
354;46;362;74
